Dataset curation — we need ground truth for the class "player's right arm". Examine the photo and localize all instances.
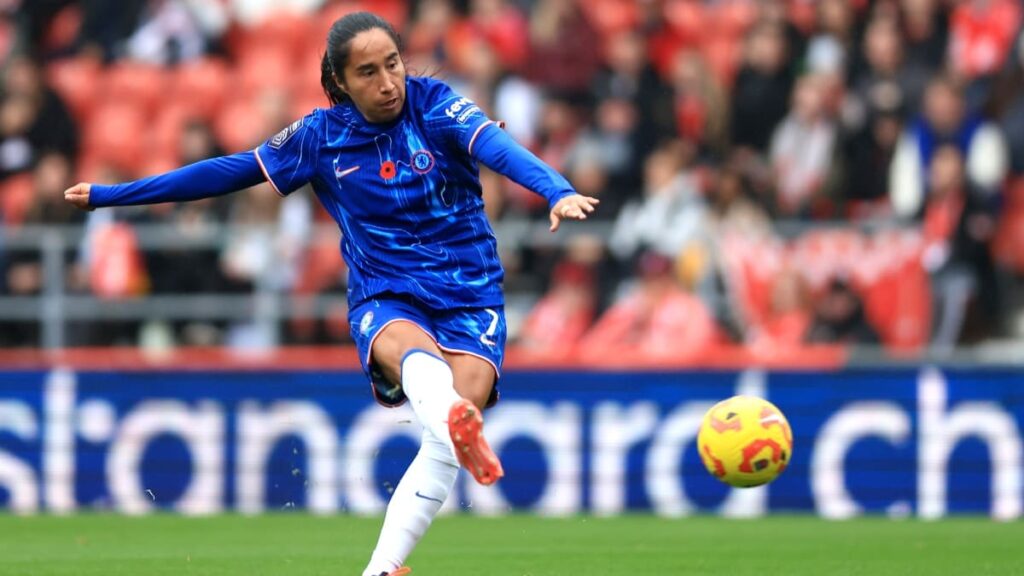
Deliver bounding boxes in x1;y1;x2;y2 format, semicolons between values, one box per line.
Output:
65;111;322;210
64;152;265;210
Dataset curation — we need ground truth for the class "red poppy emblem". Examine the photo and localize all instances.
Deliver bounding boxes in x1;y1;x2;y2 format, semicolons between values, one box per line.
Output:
379;161;396;180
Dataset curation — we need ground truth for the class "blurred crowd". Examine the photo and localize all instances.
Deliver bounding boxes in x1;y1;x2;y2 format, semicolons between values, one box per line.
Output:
1;0;1023;358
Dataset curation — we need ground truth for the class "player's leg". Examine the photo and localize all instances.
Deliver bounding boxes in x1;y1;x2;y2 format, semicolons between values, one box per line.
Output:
374;322;504;485
372;321;463;458
362;430;457;576
355;301;485;576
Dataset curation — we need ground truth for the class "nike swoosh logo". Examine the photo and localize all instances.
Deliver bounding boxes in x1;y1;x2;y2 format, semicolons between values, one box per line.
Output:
415;491;444;504
335;165;361;178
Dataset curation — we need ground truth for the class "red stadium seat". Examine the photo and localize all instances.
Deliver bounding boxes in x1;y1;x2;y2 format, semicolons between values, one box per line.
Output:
993;178;1024;274
700;36;742;87
715;0;758;39
363;0;408;33
235;10;313;64
214;99;264;153
46;56;102;121
292;89;328;120
787;0;818;34
83;104;147;174
0;173;34;227
169;58;231;120
306;1;409;58
102;61;168;116
235;48;294;95
308;2;368;56
292;49;328;104
42;3;82;54
149;104;191;161
579;0;638;38
663;0;707;44
137;151;179;180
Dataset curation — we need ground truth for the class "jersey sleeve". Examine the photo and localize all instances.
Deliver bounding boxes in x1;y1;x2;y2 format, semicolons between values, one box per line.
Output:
254;110;322;196
422;81;498;156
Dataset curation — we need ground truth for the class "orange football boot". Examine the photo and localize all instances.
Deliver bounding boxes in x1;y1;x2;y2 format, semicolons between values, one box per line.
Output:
448;399;504;485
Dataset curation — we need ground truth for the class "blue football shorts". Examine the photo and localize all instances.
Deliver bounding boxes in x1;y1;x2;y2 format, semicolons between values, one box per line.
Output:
349;293;506;408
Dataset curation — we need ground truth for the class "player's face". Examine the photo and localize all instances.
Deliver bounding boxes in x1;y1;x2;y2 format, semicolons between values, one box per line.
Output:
338;29;407;123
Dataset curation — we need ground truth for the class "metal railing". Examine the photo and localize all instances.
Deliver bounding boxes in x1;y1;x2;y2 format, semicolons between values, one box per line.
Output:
1;220;614;349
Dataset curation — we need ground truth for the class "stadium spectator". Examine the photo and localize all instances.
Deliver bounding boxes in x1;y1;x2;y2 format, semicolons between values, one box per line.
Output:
920;145;1000;350
0;151;86;346
527;0;602;93
0;56;78;180
730;21;794;154
517;258;597;359
592;29;675;165
747;266;812;353
609;139;707;261
808;0;857;75
579;250;719;363
769;73;840;217
840;16;923;212
805;277;881;345
991;30;1024;175
561;95;641;217
948;0;1022;112
124;0;229;65
706;164;771;238
899;0;949;73
889;75;1009;219
75;0;148;62
849;15;928;124
464;0;528;73
841;104;904;214
227;0;325;27
406;0;457;66
669;48;729;159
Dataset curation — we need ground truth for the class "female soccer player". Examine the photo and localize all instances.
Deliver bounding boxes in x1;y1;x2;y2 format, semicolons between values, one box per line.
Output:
65;11;597;576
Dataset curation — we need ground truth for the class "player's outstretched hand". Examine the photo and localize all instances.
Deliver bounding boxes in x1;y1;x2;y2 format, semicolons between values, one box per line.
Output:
63;183;94;211
549;194;599;232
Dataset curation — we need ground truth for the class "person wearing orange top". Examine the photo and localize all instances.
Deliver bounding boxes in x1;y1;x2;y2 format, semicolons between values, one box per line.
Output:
579;250;718;363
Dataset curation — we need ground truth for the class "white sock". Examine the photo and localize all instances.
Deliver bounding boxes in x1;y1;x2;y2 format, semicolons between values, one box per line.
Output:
362;432;459;576
400;350;462;457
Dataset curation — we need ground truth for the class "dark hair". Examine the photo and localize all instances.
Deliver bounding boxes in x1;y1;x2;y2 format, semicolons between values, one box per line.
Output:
320;12;403;106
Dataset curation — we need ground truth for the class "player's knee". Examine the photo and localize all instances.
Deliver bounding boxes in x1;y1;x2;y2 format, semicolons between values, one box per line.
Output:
373;322;441;383
452;362;495;409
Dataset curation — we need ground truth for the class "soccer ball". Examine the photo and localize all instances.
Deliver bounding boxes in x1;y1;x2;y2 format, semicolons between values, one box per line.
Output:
697;395;793;488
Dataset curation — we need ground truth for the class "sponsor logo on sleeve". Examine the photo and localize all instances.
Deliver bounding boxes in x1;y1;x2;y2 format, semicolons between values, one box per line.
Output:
444;97;481;124
269;119;303;149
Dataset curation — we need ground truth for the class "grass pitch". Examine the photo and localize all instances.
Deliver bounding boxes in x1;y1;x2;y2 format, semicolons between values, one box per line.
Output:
0;514;1019;575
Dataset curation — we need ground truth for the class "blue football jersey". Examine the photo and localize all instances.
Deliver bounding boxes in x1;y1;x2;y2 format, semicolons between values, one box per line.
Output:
255;76;508;310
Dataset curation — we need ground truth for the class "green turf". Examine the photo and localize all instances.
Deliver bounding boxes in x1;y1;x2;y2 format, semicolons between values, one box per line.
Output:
0;514;1019;575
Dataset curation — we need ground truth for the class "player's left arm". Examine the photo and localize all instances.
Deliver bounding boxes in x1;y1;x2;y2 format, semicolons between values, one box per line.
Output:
471;126;599;232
